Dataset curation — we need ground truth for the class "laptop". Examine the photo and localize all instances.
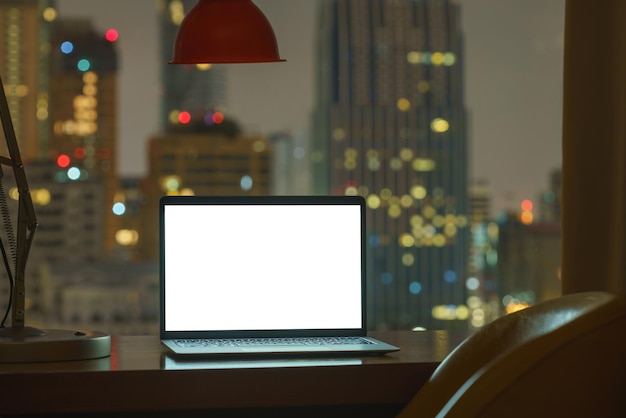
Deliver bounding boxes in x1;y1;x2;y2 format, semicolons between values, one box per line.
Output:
159;195;399;357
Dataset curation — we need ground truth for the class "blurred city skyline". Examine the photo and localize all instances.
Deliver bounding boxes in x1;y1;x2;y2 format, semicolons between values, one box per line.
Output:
55;0;565;213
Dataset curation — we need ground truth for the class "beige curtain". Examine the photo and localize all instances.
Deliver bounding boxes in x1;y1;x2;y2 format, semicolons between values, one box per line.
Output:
561;0;626;294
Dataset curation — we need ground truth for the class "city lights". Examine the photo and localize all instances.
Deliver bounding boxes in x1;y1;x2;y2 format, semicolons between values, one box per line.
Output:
57;154;70;168
212;111;224;124
520;199;534;225
105;28;119;42
77;58;91;72
112;202;126;216
430;117;450;133
60;41;73;54
178;111;191;124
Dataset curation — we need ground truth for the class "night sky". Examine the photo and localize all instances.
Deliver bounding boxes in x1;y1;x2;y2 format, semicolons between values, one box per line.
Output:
55;0;565;213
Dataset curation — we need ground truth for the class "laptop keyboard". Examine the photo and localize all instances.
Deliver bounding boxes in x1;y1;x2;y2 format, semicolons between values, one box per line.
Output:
173;336;374;348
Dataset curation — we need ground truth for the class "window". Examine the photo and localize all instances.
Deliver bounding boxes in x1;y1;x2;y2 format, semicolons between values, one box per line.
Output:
0;0;564;334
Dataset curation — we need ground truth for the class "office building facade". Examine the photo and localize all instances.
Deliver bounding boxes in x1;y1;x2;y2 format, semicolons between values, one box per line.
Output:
312;0;469;329
47;18;120;258
139;130;272;259
0;0;53;161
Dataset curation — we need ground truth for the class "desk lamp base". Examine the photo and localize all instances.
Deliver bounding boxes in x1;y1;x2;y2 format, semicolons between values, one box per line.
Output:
0;326;110;363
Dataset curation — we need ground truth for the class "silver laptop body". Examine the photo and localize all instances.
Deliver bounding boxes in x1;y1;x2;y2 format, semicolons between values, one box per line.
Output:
159;195;399;357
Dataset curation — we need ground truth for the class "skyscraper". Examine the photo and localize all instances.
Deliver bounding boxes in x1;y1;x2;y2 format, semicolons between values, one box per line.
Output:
0;0;53;160
158;0;227;132
312;0;469;329
140;128;272;260
48;18;120;257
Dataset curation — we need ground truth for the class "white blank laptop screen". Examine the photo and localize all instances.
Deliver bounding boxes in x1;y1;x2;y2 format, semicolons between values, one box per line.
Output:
163;204;363;332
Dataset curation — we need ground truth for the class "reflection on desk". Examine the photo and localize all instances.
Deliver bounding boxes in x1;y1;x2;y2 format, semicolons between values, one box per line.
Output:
0;330;471;417
162;354;363;370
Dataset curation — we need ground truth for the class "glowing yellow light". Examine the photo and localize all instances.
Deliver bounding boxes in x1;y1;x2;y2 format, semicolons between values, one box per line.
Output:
168;110;180;124
380;188;392;200
422;205;436;219
400;148;413;161
83;85;97;96
116;229;139;246
180;188;195;196
332;128;346;141
399;233;415;247
345;186;358;196
344;159;357;170
471;318;485;328
33;188;51;206
16;85;28;97
444;223;457;236
161;175;181;192
357;185;369;195
407;51;421;64
36;108;48;120
432;215;445;228
456;305;470;320
388;205;401;218
367;194;381;209
400;195;413;208
397;98;411;111
43;7;57;22
472;309;485;321
196;63;212;71
520;211;534;225
412;158;436;172
431;52;444;66
431;118;450;133
402;253;415;266
431;305;458;320
410;215;424;227
410;185;427;199
83;71;98;83
467;296;482;309
170;0;185;25
8;187;19;200
443;52;456;66
455;215;469;227
433;234;446;247
506;302;530;314
343;148;356;159
368;159;380;171
366;149;378;159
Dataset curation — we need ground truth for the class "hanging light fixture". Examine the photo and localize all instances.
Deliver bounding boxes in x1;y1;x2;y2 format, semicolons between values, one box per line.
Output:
171;0;285;64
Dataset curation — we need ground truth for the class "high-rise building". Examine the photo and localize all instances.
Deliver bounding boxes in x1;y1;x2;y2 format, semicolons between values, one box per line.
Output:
140;127;272;259
312;0;469;329
158;0;227;132
48;18;120;257
497;219;562;307
0;0;53;161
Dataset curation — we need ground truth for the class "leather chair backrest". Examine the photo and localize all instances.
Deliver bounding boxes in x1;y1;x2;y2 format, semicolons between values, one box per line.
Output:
398;291;626;417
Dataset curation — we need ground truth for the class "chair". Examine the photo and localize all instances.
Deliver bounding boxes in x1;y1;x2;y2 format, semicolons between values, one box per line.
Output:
397;291;626;417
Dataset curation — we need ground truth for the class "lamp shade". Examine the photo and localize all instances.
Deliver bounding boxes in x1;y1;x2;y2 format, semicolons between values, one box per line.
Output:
171;0;285;64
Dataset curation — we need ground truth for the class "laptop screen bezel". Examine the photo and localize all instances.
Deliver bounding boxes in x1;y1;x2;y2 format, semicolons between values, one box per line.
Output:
159;195;367;340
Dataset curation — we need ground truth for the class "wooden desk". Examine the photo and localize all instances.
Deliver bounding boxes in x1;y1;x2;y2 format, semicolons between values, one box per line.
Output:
0;330;470;417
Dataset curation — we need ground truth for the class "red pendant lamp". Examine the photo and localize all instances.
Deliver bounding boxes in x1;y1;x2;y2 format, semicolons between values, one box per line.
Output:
171;0;285;64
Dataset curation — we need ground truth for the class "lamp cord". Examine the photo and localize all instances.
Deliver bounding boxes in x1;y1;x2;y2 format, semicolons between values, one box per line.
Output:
0;234;13;328
0;181;15;328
